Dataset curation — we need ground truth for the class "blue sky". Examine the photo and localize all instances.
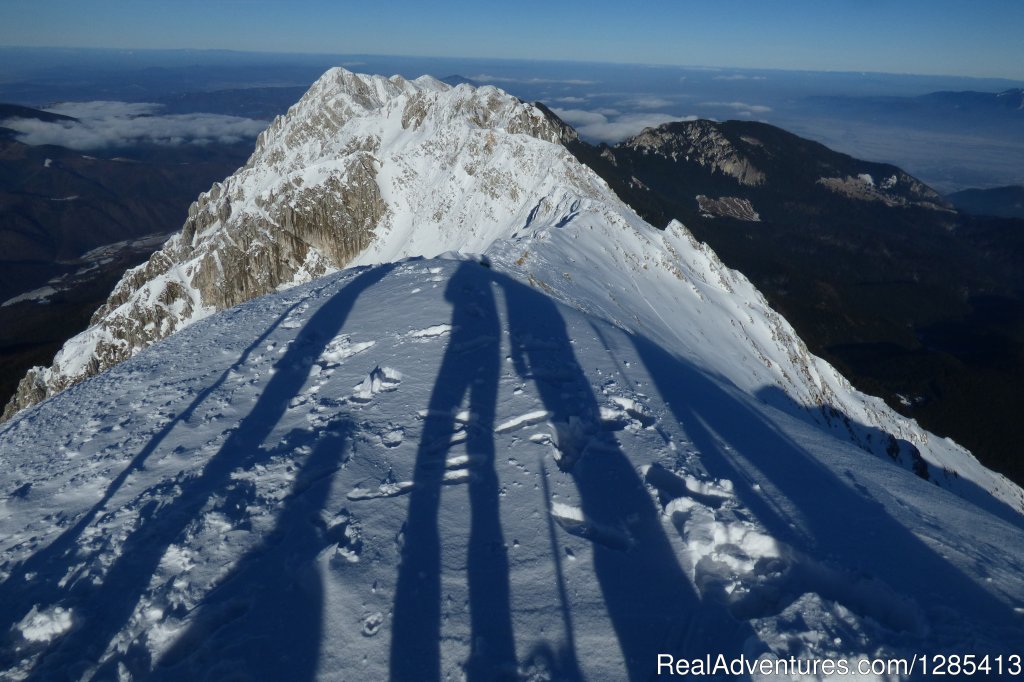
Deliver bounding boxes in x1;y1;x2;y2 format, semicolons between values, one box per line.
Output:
1;0;1022;79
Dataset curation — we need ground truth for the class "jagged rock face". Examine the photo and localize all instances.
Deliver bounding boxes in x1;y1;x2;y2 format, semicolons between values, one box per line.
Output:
614;119;952;213
696;195;761;221
2;69;582;420
624;120;766;186
816;172;950;211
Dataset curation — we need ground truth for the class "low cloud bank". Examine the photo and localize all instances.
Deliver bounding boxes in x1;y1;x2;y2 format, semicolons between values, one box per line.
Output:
552;107;695;142
1;101;267;150
699;101;773;116
469;74;597;86
714;74;767;81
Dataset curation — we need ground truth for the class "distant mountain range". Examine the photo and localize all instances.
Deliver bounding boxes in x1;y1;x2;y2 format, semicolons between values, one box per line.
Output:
154;86;308;119
808;88;1024;120
948;185;1024;219
925;88;1024;111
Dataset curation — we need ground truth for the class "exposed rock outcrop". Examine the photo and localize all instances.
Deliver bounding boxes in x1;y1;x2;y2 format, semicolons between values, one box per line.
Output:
624;120;766;186
696;195;761;221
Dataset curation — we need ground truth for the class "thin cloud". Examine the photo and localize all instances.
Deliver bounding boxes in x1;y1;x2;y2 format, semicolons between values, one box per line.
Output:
552;107;695;142
551;108;607;126
50;101;160;118
622;96;674;109
713;74;767;81
552;96;588;104
700;101;773;113
469;73;598;86
1;101;267;150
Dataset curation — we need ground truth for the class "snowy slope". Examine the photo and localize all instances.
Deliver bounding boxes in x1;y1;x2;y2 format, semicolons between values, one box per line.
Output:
1;69;1023;679
1;256;1023;681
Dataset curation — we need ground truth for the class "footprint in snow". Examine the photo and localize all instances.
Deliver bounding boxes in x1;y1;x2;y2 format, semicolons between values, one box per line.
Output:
380;429;404;448
494;410;549;434
361;612;385;637
317;335;375;368
600;396;656;430
321;508;363;564
346;467;470;500
549;501;630;551
643;463;732;510
281;303;309;329
406;324;451;340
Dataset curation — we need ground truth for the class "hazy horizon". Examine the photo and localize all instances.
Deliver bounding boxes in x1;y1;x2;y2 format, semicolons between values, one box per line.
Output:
0;46;1020;191
1;0;1022;80
2;45;1024;85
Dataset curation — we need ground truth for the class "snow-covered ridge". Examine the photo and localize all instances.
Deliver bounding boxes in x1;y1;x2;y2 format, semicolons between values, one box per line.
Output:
1;257;1023;679
5;68;1022;520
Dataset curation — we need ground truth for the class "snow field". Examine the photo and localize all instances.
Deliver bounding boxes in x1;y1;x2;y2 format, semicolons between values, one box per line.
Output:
1;259;1023;679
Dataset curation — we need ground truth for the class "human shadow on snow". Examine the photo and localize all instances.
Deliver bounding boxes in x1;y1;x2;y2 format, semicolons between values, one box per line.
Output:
390;262;516;681
625;332;1024;668
11;264;394;681
497;270;756;681
391;263;757;681
146;417;358;681
0;298;305;649
756;384;1024;531
13;258;1010;680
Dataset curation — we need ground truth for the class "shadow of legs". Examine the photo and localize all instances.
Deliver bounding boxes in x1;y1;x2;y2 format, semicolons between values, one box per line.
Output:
498;272;752;680
146;420;356;681
16;265;393;679
391;262;514;681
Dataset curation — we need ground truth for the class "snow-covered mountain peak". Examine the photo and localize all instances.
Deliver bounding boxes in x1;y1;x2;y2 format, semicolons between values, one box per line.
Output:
5;67;1022;520
1;68;587;419
249;67;566;169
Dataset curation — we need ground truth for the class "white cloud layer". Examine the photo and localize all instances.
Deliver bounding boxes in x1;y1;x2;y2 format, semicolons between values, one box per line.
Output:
622;96;674;109
700;101;773;113
1;101;267;150
469;74;598;86
552;107;695;142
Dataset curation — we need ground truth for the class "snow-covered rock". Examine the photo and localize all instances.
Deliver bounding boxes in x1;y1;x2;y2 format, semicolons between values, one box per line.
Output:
3;68;576;420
